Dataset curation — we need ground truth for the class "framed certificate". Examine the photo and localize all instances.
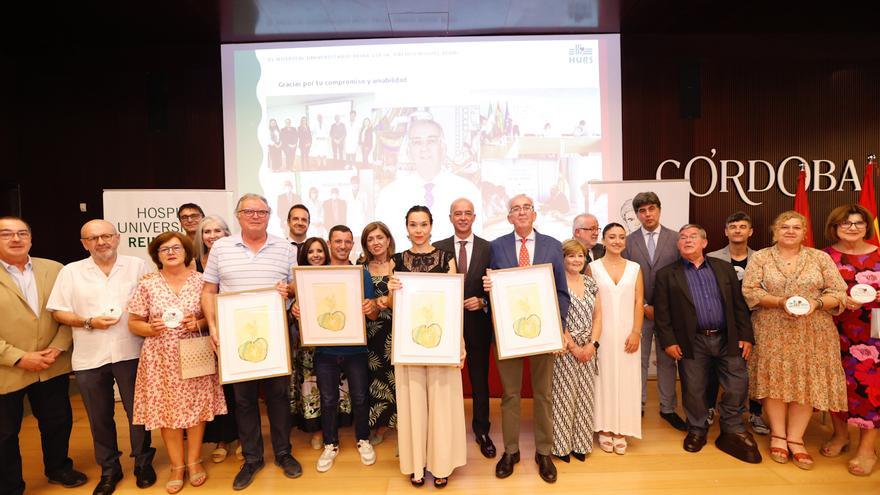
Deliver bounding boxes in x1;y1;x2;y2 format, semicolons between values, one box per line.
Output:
391;272;464;366
216;288;292;384
292;265;366;346
488;263;564;359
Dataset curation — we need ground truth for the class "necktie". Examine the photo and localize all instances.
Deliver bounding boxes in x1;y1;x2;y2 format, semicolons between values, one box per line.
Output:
424;183;434;208
458;240;468;274
518;238;530;267
647;231;656;263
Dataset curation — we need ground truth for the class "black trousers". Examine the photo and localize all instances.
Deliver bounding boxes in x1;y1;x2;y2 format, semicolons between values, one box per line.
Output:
74;360;154;476
704;367;763;416
680;334;749;435
203;384;238;444
233;375;292;463
464;322;493;436
0;374;74;495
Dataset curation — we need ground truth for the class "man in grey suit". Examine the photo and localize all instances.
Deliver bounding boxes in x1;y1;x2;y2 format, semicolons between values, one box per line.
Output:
706;211;769;436
621;192;687;431
572;213;605;264
434;198;496;459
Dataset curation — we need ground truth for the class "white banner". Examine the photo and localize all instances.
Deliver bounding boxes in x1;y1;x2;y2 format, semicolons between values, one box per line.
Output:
586;179;690;377
103;189;236;265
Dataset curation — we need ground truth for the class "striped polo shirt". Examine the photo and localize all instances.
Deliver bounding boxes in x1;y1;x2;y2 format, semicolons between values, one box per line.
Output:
203;233;297;293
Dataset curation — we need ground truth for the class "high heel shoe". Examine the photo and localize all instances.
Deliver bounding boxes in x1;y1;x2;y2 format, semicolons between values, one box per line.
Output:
847;452;878;477
187;460;207;487
553;454;570;463
410;473;425;487
433;477;448;488
166;466;186;494
612;436;627;455
769;434;789;464
786;439;814;470
820;438;850;458
597;433;613;453
572;452;586;462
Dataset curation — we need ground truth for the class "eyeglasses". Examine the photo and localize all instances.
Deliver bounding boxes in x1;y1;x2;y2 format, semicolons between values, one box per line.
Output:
575;227;598;233
0;230;31;240
509;204;534;214
81;234;116;243
158;245;184;254
179;214;203;221
838;221;867;230
238;209;270;218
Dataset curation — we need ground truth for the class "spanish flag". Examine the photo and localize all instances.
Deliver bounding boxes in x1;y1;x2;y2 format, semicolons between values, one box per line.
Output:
859;154;880;247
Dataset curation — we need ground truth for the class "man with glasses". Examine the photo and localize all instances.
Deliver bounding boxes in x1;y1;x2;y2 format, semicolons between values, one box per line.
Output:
572;213;605;265
654;225;761;463
706;212;769;435
47;220;155;495
177;203;205;244
0;217;87;495
201;194;301;490
621;192;687;431
482;194;569;484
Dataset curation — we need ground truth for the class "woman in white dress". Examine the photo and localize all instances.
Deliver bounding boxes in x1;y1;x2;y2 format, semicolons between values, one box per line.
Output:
591;222;645;454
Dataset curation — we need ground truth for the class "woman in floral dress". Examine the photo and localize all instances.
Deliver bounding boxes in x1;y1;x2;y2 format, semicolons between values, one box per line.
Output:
821;204;880;476
128;232;226;492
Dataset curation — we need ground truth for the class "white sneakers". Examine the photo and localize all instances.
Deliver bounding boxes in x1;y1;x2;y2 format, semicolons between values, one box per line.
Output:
357;439;377;466
316;441;377;472
316;445;339;472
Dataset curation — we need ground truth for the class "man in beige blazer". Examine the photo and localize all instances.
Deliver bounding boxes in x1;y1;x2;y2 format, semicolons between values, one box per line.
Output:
0;216;86;495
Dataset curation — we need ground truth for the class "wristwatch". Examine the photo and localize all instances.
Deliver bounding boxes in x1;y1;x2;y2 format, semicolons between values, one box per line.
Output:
83;317;93;330
591;340;600;349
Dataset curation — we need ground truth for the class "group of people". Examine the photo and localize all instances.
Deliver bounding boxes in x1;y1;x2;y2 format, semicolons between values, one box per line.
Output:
2;191;878;495
267;111;375;171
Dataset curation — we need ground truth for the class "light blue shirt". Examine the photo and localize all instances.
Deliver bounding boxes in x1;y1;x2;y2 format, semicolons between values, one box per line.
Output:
1;256;39;315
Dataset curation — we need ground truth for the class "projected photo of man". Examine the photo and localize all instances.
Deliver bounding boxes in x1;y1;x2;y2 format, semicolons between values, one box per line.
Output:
375;113;482;244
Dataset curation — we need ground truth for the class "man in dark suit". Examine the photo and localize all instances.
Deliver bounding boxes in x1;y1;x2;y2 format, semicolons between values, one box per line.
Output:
620;191;687;431
483;194;569;484
434;198;496;459
572;213;605;265
653;224;761;463
322;188;347;230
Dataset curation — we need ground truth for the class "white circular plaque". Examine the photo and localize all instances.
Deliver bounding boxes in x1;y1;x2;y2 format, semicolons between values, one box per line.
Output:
785;296;811;315
850;284;878;304
162;307;184;328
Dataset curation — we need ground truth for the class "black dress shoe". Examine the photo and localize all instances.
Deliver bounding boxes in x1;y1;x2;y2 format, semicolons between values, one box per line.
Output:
535;454;557;484
134;465;156;488
571;452;587;462
683;432;708;452
660;412;688;431
475;434;497;458
715;431;763;464
90;473;123;495
47;469;88;489
275;454;303;479
495;451;520;479
233;460;264;491
553;454;571;463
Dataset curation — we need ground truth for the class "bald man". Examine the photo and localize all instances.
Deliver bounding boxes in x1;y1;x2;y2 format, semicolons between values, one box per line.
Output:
48;220;155;495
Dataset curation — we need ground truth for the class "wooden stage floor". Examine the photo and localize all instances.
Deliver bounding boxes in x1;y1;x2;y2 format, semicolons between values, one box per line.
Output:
19;385;879;494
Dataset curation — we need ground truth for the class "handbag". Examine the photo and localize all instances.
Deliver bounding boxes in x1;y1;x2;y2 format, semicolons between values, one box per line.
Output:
179;328;216;379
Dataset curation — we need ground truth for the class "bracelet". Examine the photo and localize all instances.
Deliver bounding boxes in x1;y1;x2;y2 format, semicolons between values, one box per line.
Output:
815;298;824;310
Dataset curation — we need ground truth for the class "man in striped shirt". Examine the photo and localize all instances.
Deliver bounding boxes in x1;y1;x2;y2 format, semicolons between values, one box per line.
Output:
201;193;301;490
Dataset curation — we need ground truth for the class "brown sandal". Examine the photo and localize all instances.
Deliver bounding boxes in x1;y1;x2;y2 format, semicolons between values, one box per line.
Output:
820;438;849;458
787;439;814;470
769;435;789;464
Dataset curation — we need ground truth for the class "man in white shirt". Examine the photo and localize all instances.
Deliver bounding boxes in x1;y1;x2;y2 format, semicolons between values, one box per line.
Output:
48;220;155;495
374;116;482;244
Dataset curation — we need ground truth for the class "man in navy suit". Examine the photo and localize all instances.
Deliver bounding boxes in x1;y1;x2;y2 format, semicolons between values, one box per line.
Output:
483;194;569;484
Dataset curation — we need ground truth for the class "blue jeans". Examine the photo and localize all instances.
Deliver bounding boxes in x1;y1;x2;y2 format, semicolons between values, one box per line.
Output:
314;352;370;445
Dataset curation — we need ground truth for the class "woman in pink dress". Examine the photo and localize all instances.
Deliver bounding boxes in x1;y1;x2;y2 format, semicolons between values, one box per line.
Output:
128;232;227;493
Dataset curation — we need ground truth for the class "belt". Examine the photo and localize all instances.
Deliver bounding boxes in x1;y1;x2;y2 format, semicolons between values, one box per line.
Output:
697;329;722;336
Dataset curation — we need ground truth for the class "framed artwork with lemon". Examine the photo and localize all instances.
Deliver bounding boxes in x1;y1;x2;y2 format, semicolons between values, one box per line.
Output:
293;265;367;346
216;288;292;384
488;264;564;359
391;272;464;366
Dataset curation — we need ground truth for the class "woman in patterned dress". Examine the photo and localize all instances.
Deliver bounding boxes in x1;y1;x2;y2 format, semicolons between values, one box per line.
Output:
742;210;848;470
128;232;227;493
821;204;880;476
361;222;397;443
290;237;352;449
551;240;601;462
386;206;467;488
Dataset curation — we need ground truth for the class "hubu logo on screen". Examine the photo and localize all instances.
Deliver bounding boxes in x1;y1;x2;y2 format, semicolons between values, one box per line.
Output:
568;44;593;64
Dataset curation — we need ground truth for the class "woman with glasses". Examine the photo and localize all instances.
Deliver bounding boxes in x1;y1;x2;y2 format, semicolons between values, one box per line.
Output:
742;211;847;470
820;204;880;476
128;232;227;492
